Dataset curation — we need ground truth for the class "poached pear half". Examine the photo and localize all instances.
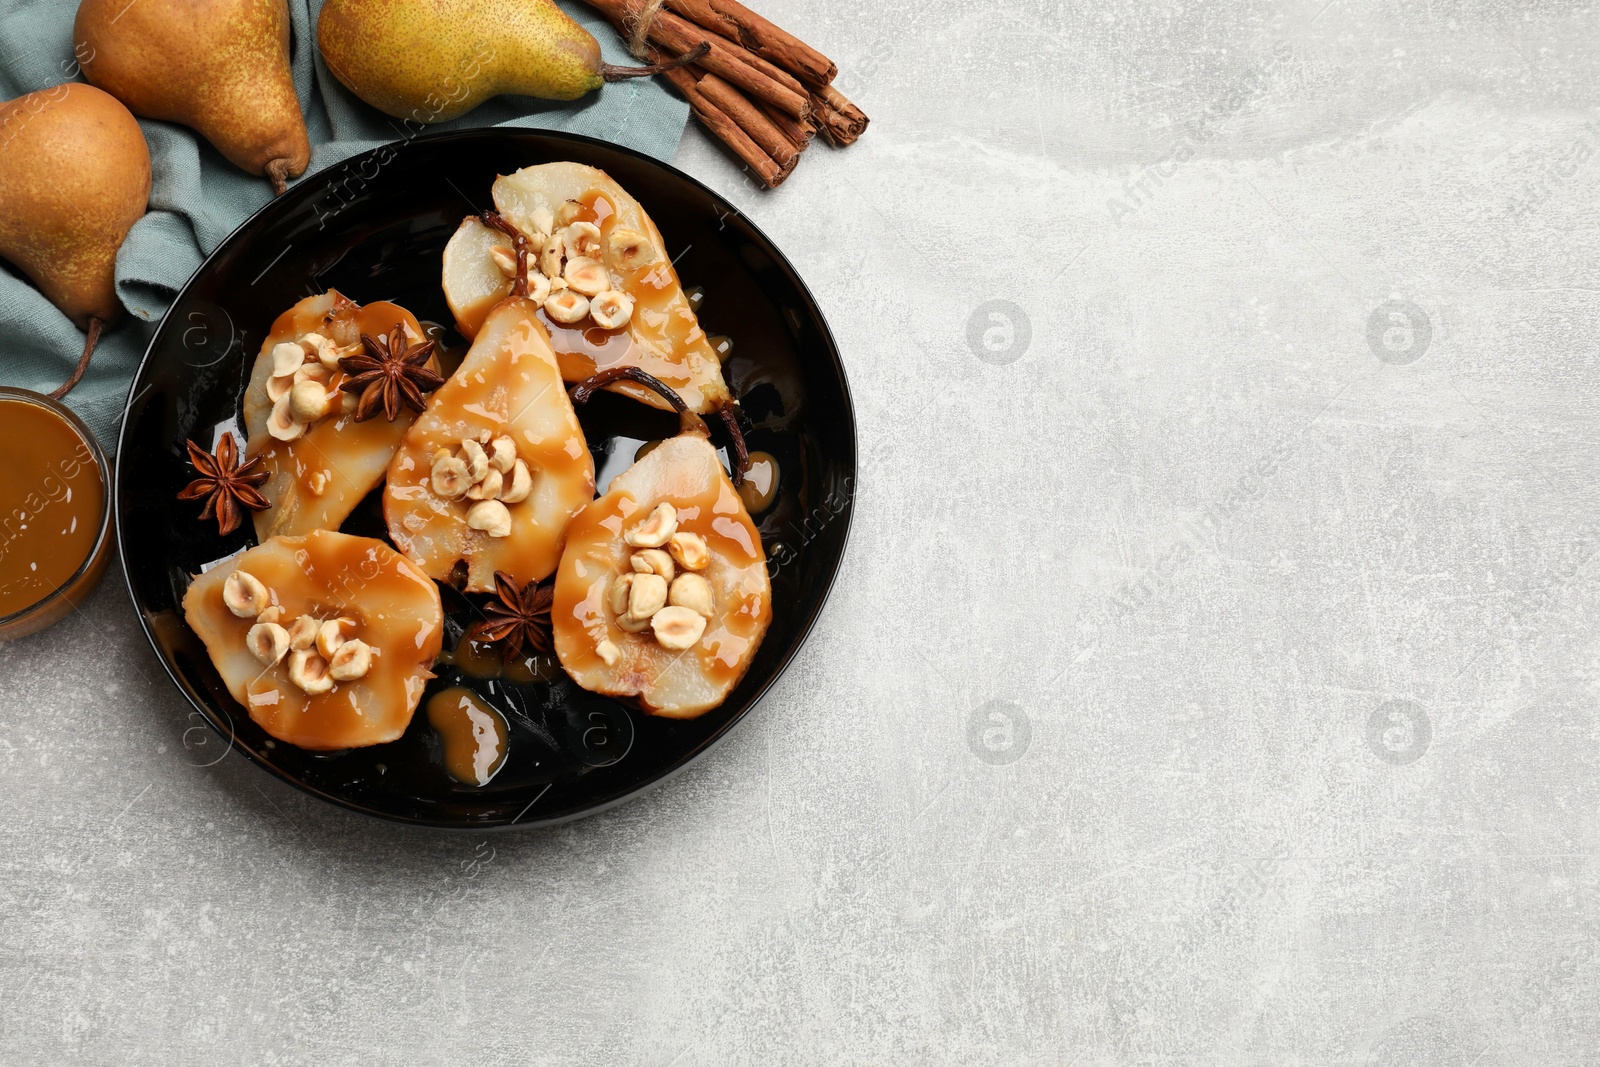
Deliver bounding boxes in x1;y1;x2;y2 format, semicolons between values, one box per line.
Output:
554;369;771;719
242;291;440;541
182;530;444;751
384;297;596;594
442;163;733;417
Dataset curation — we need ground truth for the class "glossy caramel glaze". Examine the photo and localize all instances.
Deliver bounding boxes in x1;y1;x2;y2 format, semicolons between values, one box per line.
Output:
452;162;731;415
0;397;103;618
553;433;771;718
426;687;508;786
181;531;443;750
738;451;779;514
242;291;438;540
383;297;595;593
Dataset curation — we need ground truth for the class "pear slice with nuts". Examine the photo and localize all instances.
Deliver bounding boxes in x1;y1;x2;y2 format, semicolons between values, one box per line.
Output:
242;290;440;540
384;296;595;594
554;369;771;719
442;163;733;418
181;530;443;751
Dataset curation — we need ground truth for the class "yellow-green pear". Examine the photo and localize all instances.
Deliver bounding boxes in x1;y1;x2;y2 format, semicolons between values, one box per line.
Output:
317;0;703;123
75;0;311;194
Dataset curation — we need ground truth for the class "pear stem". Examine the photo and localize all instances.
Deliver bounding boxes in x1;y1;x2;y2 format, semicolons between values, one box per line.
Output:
570;366;750;486
715;405;750;486
49;317;104;401
481;211;533;298
601;41;710;82
265;159;291;196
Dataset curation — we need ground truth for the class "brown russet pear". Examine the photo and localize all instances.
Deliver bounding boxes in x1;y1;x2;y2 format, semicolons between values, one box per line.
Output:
0;83;150;393
317;0;705;123
75;0;310;195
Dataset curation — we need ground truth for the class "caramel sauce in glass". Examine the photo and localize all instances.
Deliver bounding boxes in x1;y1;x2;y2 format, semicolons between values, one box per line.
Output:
0;393;106;625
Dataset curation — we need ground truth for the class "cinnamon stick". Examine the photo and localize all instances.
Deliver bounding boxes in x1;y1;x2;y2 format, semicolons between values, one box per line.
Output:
695;71;802;169
587;0;810;119
758;101;814;150
808;82;869;146
665;0;837;86
659;63;796;188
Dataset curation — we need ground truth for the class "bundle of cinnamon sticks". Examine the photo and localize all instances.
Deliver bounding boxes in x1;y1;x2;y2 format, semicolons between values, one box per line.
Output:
581;0;869;188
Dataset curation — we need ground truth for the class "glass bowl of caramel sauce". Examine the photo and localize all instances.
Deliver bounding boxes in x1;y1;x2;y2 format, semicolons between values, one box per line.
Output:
0;388;112;640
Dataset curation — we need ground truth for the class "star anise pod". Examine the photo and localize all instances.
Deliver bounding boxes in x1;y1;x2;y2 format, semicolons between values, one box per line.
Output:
176;431;270;536
338;322;443;422
463;571;554;661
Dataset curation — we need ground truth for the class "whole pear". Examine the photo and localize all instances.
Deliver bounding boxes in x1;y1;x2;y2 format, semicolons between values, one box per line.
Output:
75;0;310;194
318;0;699;123
0;83;150;330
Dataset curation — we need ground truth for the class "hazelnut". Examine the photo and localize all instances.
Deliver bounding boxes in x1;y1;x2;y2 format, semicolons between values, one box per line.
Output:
466;499;513;538
668;573;715;618
286;615;319;651
459;439;489;483
615;611;653;633
563;256;610;297
328;639;373;681
430;454;472;498
650;606;707;650
223;570;270;617
266;393;305;441
668;531;710;571
266;372;295;403
627;572;668;620
488;436;516;473
607;573;635;616
564;220;602;260
287;649;334;695
589;290;634;330
539;232;565;279
607;228;656;271
526;269;552;307
271;341;306;377
554;199;582;228
630;549;675;582
293;362;331;385
257;605;284;625
498;459;533;504
289;379;330;422
625;502;677;548
489;244;518;277
543;290;589;324
246;622;290;666
308;471;330;496
316;617;353;659
464;468;503;501
531;204;555;238
595;639;621;666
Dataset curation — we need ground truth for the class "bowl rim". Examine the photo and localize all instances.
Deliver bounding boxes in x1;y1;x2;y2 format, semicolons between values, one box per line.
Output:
0;386;112;630
112;125;857;830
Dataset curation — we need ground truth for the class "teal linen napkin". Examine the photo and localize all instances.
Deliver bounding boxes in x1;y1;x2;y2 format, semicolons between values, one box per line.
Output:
0;0;689;453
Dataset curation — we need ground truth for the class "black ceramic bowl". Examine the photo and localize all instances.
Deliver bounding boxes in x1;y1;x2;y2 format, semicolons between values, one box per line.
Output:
116;129;854;829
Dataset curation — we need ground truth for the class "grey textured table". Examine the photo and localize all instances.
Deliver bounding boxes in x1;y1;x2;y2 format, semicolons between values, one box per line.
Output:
5;2;1600;1063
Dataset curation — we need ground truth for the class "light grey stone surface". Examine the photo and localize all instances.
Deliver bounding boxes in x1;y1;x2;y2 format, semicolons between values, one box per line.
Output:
5;1;1600;1063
